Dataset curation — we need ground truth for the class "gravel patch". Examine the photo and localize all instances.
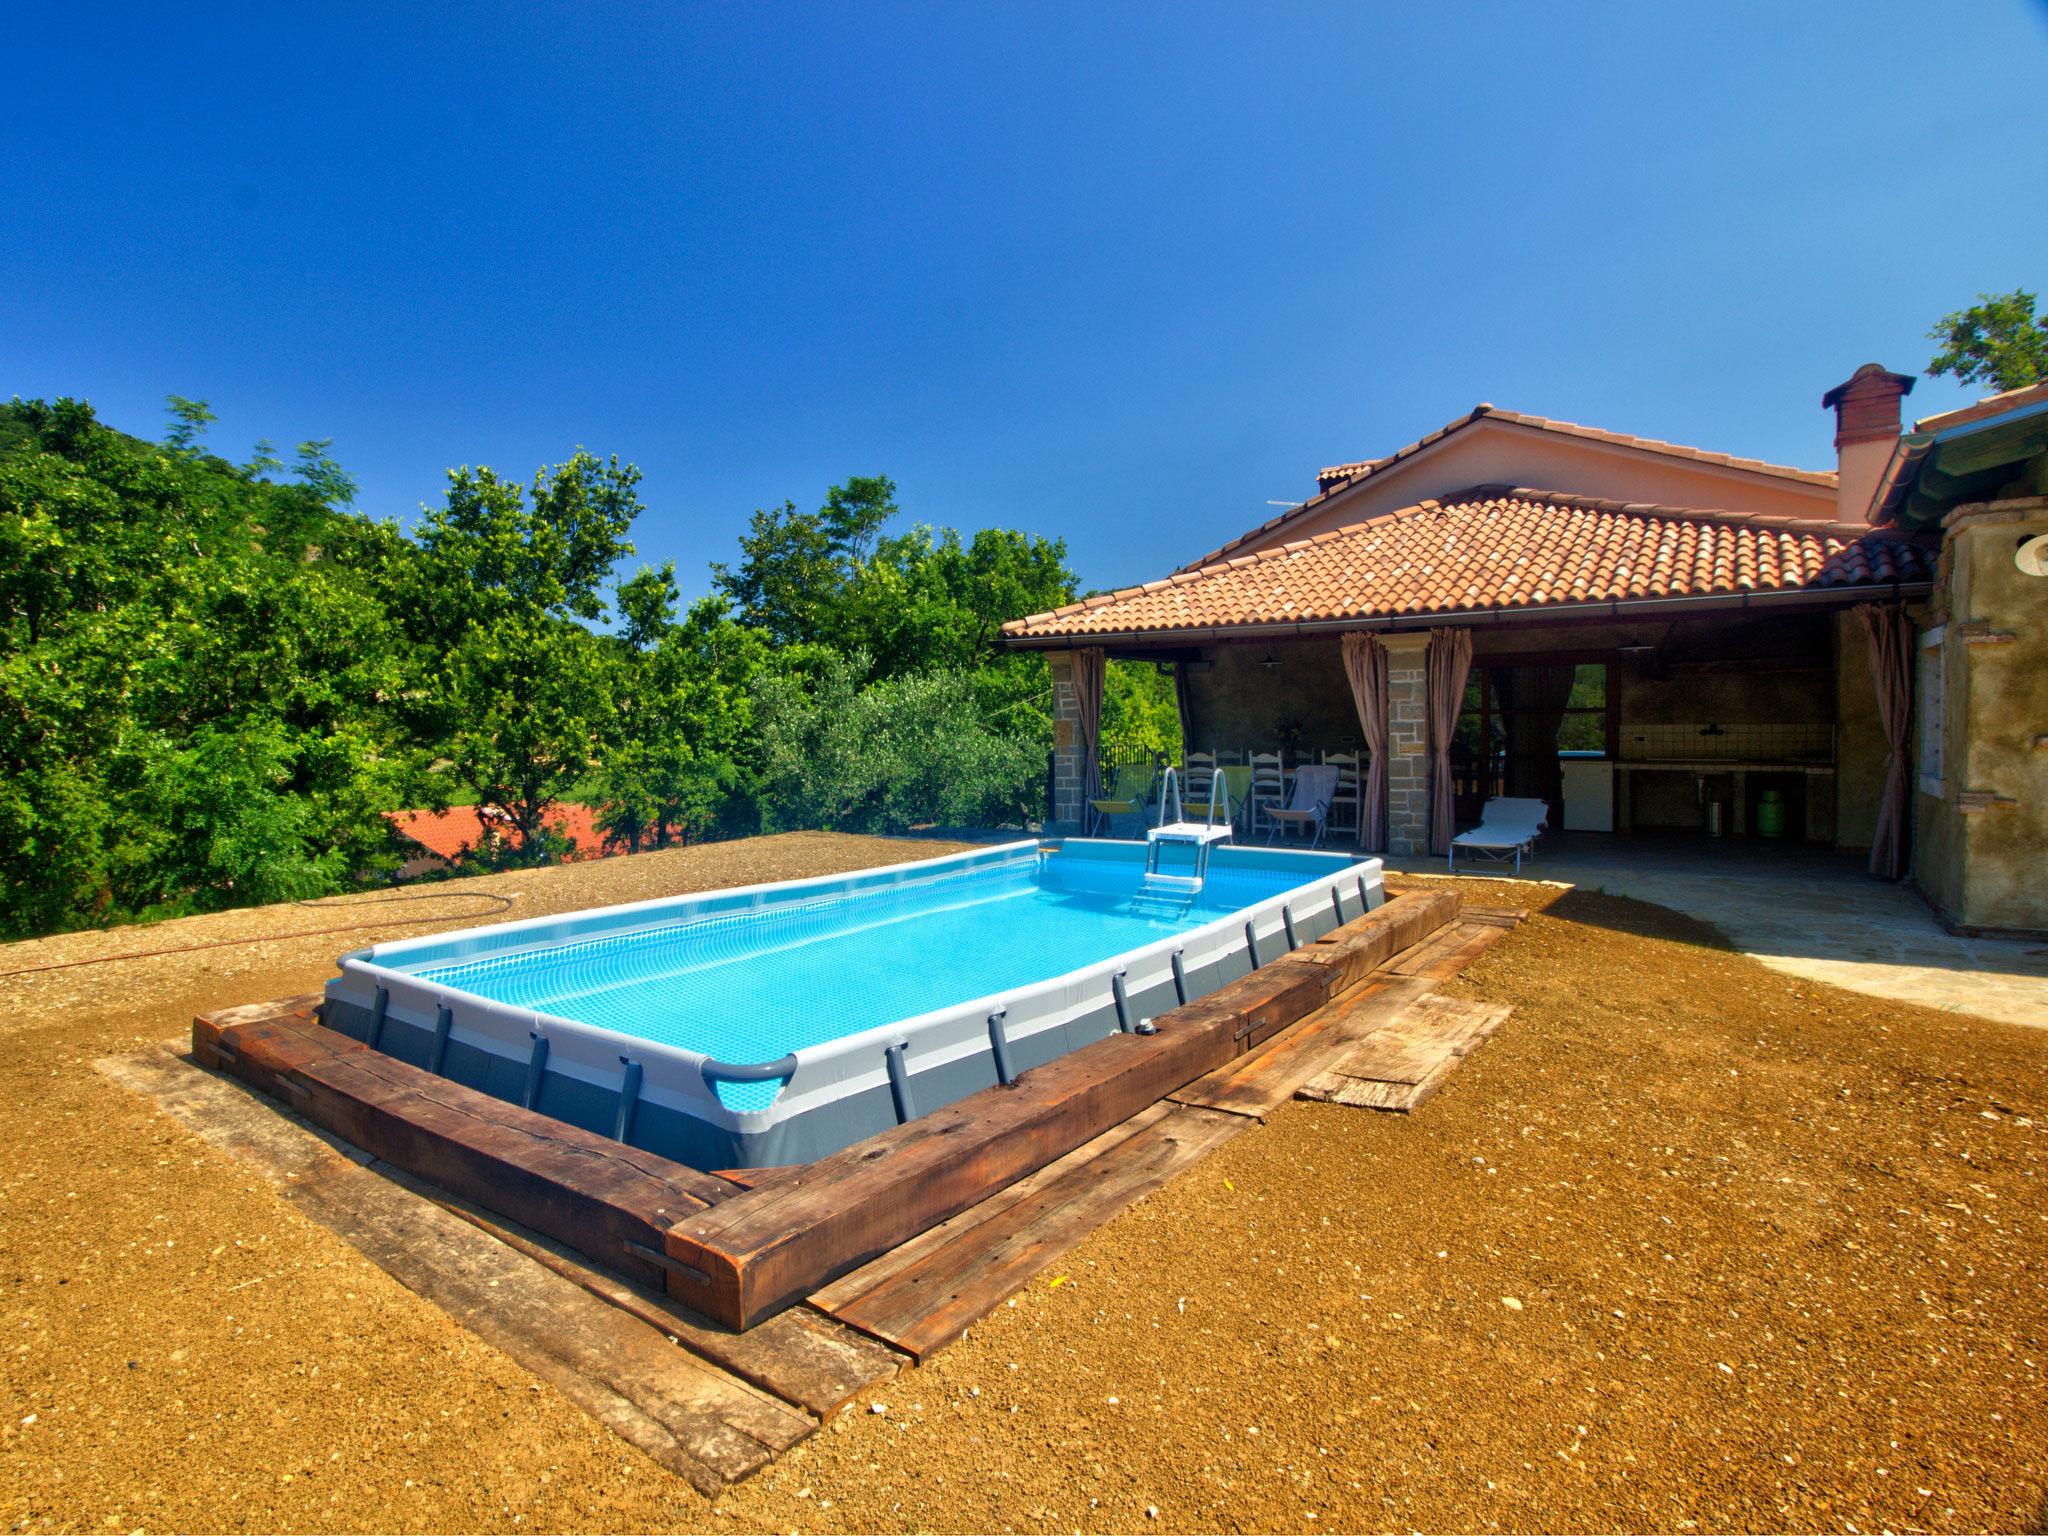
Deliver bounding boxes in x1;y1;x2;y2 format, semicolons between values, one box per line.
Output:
3;849;2043;1533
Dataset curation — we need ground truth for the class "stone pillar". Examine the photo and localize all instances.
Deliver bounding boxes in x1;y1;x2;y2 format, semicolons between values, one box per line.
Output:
1382;633;1431;856
1048;652;1085;832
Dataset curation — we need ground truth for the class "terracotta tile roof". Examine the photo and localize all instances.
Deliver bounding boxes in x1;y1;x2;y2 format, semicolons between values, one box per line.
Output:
1189;405;1838;574
1004;487;1935;645
388;804;618;864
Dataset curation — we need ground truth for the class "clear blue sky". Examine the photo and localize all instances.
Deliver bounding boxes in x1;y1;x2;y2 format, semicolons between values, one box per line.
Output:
6;3;2046;598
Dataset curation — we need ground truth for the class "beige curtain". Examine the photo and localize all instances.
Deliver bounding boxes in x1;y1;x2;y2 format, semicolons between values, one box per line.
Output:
1071;647;1106;804
1859;604;1911;880
1340;633;1390;852
1426;628;1474;856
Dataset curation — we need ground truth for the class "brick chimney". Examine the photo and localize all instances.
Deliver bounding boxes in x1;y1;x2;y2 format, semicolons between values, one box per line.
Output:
1822;363;1914;523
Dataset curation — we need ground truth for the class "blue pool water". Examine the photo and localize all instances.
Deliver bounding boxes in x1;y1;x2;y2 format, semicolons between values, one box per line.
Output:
403;854;1325;1107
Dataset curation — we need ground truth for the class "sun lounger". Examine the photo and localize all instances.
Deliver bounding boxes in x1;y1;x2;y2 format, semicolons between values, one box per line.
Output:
1449;796;1549;872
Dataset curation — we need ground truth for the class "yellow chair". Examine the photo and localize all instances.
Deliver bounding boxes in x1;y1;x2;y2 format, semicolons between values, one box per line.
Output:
1088;762;1158;837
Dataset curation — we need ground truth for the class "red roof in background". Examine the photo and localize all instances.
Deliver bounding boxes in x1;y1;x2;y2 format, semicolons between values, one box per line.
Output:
1003;486;1936;644
387;803;618;864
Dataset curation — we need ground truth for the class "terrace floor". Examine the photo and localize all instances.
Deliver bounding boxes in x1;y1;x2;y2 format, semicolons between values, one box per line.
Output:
1382;830;2048;1030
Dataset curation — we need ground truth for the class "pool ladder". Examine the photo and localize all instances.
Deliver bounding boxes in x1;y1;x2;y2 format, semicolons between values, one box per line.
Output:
1134;768;1235;914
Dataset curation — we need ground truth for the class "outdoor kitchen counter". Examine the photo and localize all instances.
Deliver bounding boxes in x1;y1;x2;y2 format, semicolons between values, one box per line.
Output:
1614;759;1836;836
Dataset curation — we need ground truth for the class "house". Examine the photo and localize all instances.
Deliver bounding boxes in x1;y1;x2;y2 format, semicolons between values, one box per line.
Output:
1003;367;2046;936
387;803;618;879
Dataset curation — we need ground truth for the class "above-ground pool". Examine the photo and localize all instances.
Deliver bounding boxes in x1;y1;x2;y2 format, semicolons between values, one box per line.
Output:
324;838;1382;1168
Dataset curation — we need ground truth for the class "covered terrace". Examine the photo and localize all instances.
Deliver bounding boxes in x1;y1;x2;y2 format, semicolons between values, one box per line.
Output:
1004;484;1937;871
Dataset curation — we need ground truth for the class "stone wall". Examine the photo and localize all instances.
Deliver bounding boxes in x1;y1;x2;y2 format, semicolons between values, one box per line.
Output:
1913;498;2048;934
1048;653;1084;832
1384;635;1432;855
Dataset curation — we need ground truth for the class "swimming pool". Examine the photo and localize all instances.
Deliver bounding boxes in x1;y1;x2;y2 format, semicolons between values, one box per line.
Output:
322;838;1380;1168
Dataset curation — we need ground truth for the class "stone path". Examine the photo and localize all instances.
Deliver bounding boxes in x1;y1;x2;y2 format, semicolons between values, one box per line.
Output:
1387;834;2048;1031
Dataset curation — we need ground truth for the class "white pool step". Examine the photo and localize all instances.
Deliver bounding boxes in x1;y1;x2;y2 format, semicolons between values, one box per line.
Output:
1140;768;1238;897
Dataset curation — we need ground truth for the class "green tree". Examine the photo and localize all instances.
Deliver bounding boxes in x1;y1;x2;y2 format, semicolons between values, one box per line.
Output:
0;396;410;934
597;565;765;851
751;651;1045;834
1928;289;2048;393
406;451;642;862
710;474;899;647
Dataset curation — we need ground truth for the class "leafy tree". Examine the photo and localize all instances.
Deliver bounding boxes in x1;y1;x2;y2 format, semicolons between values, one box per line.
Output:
835;524;1074;678
405;451;641;861
710;474;899;647
597;565;765;850
1928;289;2048;393
441;616;619;863
0;396;410;934
751;651;1046;834
1101;659;1183;761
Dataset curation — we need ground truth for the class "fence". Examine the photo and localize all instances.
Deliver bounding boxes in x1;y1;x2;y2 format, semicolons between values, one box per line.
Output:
1041;740;1170;828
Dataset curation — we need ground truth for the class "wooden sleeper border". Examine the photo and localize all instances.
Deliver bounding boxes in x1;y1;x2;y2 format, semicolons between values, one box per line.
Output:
195;886;1461;1331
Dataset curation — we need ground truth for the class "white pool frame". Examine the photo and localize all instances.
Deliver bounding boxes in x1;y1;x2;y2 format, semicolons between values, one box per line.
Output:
322;838;1384;1169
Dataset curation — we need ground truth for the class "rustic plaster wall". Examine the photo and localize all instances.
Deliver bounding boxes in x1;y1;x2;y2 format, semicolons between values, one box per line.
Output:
1914;500;2048;933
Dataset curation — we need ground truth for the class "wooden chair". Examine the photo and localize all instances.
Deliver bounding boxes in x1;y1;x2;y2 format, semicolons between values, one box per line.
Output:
1182;750;1218;817
1248;751;1286;838
1322;750;1362;841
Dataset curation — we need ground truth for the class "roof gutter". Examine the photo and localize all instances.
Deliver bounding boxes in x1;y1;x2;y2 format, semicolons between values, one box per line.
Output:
1000;579;1934;652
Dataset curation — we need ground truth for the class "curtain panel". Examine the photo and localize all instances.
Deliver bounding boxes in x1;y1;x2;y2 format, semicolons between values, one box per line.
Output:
1070;646;1107;806
1172;661;1195;763
1425;628;1474;856
1858;603;1912;880
1340;632;1390;852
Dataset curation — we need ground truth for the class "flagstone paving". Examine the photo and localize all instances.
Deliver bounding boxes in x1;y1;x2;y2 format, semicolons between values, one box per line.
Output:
1388;832;2048;1029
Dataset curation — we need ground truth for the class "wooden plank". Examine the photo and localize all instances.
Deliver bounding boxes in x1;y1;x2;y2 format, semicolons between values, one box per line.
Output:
1298;997;1511;1114
1458;904;1527;928
711;1166;805;1191
198;1012;746;1293
664;1017;1243;1329
809;1103;1178;1315
395;1173;905;1421
96;1046;813;1494
823;1104;1246;1361
1169;973;1437;1121
1388;919;1512;981
1385;921;1478;977
1286;888;1462;997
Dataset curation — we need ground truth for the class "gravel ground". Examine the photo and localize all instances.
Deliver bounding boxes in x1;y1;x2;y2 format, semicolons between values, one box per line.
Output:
4;840;2044;1534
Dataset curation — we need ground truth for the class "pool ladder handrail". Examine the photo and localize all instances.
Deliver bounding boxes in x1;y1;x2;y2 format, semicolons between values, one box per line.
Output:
1144;767;1235;890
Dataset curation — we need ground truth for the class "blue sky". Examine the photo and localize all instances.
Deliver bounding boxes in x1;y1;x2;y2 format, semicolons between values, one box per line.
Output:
6;2;2046;599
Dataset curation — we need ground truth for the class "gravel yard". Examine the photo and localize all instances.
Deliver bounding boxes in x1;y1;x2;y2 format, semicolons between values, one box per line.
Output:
3;834;2042;1533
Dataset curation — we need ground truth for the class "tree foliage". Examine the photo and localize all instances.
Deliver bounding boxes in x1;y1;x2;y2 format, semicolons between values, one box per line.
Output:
596;565;764;851
752;652;1046;834
1927;289;2048;393
404;453;641;861
0;396;1091;937
0;397;409;933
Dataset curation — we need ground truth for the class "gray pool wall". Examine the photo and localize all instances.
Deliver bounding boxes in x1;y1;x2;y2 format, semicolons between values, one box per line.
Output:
322;839;1384;1170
